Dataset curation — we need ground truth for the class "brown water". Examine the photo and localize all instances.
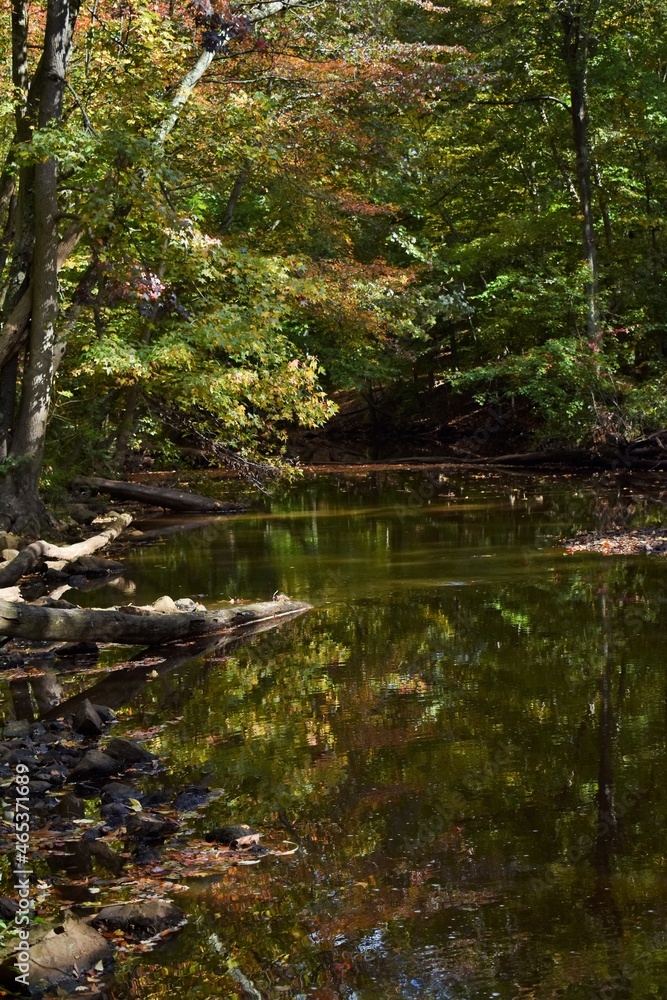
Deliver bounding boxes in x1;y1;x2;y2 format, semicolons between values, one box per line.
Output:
6;469;667;998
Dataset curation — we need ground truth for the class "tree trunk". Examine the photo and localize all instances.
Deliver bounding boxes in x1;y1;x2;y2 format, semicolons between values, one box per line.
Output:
559;1;601;343
220;167;250;233
0;0;82;534
0;512;132;587
0;596;310;645
78;476;246;512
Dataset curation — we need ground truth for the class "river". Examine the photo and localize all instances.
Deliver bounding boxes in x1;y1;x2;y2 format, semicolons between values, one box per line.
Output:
4;468;667;999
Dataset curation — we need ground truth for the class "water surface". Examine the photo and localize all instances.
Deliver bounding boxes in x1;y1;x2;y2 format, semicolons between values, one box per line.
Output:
12;471;667;998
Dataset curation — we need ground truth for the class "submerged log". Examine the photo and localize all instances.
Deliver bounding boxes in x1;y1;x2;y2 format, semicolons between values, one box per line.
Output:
0;596;309;645
78;476;246;513
0;513;132;588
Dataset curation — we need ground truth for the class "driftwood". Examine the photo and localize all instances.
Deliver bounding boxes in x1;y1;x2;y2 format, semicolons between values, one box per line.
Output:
77;477;246;513
0;596;309;645
0;513;132;588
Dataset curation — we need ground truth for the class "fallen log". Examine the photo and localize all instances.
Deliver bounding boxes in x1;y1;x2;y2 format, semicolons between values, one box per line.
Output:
77;477;246;513
0;595;309;645
0;513;132;588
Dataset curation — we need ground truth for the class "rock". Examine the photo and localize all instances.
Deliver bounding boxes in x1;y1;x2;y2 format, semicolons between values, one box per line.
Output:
104;736;155;764
33;597;78;610
93;703;116;723
65;554;124;576
89;840;125;874
204;824;261;848
47;841;92;876
125;811;179;840
89;900;185;939
27;780;53;796
1;548;19;562
55;640;99;658
47;719;69;732
173;785;212;811
0;532;22;552
82;826;105;842
100;781;139;804
22;914;112;992
65;503;98;525
68;750;121;783
142;789;170;808
0;897;18;920
72;699;103;737
100;802;130;830
33;766;68;786
52;792;86;821
150;595;179;614
174;597;204;612
3;719;30;739
12;751;39;769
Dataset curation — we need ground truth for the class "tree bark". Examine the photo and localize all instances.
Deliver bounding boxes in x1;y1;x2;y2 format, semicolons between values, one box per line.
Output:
0;596;310;644
0;0;82;533
78;476;246;512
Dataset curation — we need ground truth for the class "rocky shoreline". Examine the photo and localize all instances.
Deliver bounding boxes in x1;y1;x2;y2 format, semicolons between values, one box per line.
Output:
563;527;667;556
0;677;274;996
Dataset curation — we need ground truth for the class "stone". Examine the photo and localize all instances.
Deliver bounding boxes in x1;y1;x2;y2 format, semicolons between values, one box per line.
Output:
33;766;67;787
26;781;53;796
89;900;185;939
65;504;98;525
100;781;138;804
142;789;170;808
104;737;155;764
68;750;121;783
150;595;179;614
1;548;19;562
47;719;69;732
34;598;77;610
0;897;18;920
72;699;104;737
0;532;22;552
65;554;124;575
204;824;261;848
93;703;116;723
125;811;179;840
2;719;30;739
100;802;130;830
173;785;212;811
82;826;105;842
24;914;112;991
89;839;125;874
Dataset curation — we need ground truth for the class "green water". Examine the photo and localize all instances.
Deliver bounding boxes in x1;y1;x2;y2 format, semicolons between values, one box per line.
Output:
15;471;667;997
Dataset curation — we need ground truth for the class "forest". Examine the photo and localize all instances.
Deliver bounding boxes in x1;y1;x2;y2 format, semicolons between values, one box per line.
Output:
1;3;667;997
1;0;666;530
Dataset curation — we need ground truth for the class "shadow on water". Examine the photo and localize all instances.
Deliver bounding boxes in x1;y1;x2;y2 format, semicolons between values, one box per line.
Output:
4;469;667;998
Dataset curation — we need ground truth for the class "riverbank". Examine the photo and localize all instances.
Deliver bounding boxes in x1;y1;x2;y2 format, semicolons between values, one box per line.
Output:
564;527;667;556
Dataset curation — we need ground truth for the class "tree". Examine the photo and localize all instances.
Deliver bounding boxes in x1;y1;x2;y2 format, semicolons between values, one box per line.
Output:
0;0;463;528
